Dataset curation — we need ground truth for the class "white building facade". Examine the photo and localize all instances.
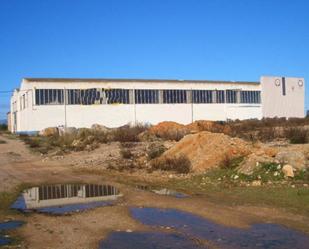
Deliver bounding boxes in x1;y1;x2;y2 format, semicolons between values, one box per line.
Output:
9;76;305;134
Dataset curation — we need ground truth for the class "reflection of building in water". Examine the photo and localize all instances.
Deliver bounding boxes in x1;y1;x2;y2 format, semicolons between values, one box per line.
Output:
23;184;121;209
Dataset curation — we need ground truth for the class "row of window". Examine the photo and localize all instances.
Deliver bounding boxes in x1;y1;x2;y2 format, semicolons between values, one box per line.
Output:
34;89;261;105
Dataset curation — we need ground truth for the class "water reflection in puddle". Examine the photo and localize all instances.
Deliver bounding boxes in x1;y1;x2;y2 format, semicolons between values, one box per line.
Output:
11;184;121;215
0;221;24;246
128;207;309;249
136;185;188;198
99;231;206;249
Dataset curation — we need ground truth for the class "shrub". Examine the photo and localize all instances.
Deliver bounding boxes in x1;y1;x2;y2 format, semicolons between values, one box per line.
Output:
0;139;7;144
0;124;7;131
284;128;308;144
220;155;244;169
120;148;133;159
112;124;149;142
151;154;191;174
147;144;166;159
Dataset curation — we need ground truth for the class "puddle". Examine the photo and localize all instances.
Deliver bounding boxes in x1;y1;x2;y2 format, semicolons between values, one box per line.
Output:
99;231;206;249
136;185;188;198
128;207;309;249
11;184;122;215
0;221;24;246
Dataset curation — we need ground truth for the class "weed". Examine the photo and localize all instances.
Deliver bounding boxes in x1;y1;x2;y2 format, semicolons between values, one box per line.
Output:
112;124;149;142
120;148;133;159
151;154;191;173
284;128;308;144
147;144;166;159
220;155;244;169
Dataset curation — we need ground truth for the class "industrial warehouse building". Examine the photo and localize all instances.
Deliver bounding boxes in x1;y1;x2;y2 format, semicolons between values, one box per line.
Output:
9;76;305;133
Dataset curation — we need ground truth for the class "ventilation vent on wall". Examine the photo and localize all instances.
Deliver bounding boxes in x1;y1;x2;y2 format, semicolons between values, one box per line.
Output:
275;79;281;86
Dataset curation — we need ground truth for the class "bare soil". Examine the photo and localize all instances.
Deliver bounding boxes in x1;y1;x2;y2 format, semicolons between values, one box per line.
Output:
0;133;309;249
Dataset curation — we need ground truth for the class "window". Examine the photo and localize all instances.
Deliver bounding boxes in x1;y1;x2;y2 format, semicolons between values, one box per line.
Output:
105;89;130;104
35;89;64;105
163;90;187;103
216;90;225;103
192;90;213;103
135;89;159;104
240;91;261;104
67;89;81;105
226;90;237;103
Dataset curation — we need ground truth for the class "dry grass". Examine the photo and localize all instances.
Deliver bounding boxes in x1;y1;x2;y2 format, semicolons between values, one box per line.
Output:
151;154;191;174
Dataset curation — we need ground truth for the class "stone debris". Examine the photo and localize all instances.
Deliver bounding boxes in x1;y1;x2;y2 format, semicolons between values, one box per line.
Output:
251;180;262;186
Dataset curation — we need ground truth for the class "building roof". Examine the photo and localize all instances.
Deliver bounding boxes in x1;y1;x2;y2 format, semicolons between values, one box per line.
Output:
23;78;259;85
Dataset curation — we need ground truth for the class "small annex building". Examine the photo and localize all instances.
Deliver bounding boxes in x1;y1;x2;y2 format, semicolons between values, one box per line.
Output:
10;76;305;133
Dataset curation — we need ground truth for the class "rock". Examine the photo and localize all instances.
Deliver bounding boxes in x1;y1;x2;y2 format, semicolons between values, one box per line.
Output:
273;171;279;176
251;180;262;186
91;124;110;132
276;151;306;170
234;175;239;180
303;184;308;187
126;229;133;233
39;127;58;136
282;164;294;178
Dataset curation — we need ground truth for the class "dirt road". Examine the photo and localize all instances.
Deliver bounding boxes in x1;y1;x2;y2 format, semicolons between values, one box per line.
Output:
1;134;309;249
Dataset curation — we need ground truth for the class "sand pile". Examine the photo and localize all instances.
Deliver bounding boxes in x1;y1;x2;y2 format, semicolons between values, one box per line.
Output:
161;131;252;172
186;120;231;134
148;121;190;140
148;120;230;141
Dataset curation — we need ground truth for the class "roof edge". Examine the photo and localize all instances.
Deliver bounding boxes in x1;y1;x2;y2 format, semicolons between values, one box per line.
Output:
23;77;260;84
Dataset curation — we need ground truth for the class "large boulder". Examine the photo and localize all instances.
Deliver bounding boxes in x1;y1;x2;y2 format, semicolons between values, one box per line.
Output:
275;151;306;170
39;127;59;137
282;164;295;178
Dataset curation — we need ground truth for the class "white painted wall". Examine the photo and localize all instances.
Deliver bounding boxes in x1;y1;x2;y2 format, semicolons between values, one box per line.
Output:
261;76;305;118
9;78;266;133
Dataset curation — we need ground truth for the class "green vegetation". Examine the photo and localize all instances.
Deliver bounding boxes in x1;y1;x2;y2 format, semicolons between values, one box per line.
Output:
168;174;309;216
147;144;166;159
19;124;149;154
0;124;7;131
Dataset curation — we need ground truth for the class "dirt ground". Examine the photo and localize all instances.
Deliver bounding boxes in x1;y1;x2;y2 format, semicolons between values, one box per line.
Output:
1;133;309;249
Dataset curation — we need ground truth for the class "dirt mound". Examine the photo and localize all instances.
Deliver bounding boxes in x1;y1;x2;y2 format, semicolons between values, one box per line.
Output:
186;120;231;134
148;120;232;141
161;131;252;172
148;122;189;141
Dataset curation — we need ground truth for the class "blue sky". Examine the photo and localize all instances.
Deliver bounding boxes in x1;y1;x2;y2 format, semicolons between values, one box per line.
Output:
0;0;308;119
